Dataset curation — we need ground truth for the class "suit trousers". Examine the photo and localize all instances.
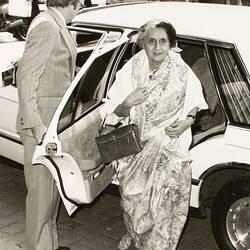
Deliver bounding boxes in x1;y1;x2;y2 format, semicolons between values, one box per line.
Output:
20;134;61;250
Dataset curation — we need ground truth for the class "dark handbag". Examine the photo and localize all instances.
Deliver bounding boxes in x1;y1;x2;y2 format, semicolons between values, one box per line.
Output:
95;123;143;163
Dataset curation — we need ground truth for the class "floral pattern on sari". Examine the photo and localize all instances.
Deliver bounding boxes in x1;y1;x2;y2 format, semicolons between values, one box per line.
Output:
116;51;193;250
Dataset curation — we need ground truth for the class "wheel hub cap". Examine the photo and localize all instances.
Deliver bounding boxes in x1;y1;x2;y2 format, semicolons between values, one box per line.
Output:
226;197;250;250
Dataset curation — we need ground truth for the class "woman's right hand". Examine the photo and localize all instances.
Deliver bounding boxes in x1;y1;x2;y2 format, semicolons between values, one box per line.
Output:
114;87;149;117
123;87;149;108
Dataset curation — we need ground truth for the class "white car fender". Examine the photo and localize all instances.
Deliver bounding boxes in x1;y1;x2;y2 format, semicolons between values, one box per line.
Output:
190;135;250;179
189;135;250;208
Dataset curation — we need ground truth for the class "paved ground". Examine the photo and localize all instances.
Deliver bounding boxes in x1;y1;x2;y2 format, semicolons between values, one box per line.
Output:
0;157;220;250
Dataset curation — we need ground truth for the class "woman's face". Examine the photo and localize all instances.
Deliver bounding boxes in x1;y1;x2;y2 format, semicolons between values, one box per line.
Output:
143;27;171;65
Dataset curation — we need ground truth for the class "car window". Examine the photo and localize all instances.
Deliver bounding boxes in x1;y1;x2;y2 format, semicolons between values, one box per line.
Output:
179;42;220;113
70;25;122;49
178;41;226;135
210;47;250;126
107;40;142;91
71;28;104;71
57;48;117;132
72;28;123;72
70;28;103;48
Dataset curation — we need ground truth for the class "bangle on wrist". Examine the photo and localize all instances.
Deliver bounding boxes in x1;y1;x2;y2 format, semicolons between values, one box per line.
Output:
187;114;195;120
122;101;132;110
187;114;196;123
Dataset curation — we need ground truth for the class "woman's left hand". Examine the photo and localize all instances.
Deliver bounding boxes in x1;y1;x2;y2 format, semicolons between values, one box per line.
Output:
165;119;193;138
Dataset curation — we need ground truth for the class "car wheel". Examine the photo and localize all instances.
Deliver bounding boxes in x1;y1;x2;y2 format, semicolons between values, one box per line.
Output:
211;177;250;250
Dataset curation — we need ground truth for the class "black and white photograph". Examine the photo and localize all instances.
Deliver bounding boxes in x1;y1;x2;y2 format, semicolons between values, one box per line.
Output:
0;0;249;249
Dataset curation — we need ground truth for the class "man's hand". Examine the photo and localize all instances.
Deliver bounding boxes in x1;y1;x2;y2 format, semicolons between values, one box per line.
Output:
32;124;47;145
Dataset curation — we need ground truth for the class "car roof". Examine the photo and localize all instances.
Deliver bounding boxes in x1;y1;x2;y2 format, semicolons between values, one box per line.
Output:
74;2;250;72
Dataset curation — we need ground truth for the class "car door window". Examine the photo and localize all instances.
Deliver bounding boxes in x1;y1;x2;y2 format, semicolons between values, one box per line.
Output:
70;27;105;72
178;41;225;139
179;42;219;112
57;47;117;133
69;27;104;48
210;47;250;126
56;43;125;171
107;39;142;91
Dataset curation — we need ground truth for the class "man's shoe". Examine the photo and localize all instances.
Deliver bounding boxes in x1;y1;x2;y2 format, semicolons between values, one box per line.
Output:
55;247;70;250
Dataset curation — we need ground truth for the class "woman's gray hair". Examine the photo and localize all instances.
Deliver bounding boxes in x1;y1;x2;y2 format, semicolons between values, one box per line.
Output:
46;0;80;8
137;19;177;48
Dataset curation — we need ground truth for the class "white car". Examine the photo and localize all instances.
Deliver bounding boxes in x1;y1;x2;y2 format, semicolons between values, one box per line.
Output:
1;2;250;249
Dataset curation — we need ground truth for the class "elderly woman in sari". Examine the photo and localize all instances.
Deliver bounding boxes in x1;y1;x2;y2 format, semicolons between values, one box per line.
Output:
101;19;208;250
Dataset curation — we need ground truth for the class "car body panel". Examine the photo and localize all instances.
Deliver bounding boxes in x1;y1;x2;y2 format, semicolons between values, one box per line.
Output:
0;41;24;73
224;125;250;149
189;134;250;208
190;135;250;177
0;86;19;134
0;41;24;162
0;42;23;137
0;135;23;163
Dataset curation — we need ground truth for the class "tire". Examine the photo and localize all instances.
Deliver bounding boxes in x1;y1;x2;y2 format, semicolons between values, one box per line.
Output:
211;177;250;250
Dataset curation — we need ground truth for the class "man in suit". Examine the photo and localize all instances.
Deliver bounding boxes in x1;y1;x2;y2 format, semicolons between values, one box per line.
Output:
16;0;82;249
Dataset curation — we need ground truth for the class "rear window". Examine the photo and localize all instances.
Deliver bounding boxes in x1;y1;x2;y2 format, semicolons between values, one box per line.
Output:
210;47;250;126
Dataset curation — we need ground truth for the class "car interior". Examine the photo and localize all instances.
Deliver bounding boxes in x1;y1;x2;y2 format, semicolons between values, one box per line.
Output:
177;42;226;146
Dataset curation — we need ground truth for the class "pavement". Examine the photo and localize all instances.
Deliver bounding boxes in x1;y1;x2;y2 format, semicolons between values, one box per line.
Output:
0;157;220;250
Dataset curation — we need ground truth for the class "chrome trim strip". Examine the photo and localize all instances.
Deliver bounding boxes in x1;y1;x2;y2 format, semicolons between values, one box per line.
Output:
0;131;21;144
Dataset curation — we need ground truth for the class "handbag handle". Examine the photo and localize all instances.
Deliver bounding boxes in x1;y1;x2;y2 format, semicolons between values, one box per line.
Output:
99;108;131;135
98;118;123;135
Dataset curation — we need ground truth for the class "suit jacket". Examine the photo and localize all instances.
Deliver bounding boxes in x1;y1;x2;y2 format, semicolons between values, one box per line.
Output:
16;8;76;137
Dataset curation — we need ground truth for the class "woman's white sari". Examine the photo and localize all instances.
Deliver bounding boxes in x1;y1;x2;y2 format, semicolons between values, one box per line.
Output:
101;49;208;250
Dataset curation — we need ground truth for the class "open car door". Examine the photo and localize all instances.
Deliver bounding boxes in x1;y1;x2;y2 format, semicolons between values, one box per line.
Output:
32;27;131;215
